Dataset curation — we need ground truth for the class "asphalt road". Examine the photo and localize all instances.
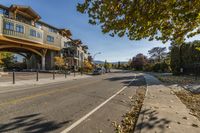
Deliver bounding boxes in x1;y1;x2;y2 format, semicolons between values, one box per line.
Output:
0;71;146;133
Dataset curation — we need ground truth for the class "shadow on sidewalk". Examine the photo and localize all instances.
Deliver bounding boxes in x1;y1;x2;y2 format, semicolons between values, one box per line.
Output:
0;113;72;133
135;109;171;132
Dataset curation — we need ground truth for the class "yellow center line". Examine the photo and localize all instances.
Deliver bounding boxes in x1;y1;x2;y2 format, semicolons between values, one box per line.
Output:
0;80;101;107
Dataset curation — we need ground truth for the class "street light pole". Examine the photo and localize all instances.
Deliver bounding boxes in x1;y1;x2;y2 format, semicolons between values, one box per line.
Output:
93;52;101;68
93;52;101;62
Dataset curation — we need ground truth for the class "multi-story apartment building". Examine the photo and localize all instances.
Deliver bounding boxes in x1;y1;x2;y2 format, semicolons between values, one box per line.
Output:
0;4;89;70
62;39;89;70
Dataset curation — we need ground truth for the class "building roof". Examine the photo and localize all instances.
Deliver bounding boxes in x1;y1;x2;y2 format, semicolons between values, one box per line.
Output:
59;29;72;37
82;45;88;50
9;4;41;20
73;39;82;46
0;4;9;10
37;20;59;30
0;4;83;50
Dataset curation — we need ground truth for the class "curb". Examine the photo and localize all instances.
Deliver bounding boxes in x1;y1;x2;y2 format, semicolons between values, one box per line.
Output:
134;74;149;133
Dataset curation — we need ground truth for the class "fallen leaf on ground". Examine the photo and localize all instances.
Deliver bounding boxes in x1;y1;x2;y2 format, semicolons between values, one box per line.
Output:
182;116;188;120
191;123;199;127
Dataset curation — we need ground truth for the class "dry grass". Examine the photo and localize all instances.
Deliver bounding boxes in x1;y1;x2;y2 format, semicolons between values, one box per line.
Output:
154;74;200;85
174;89;200;121
112;86;146;133
154;73;200;121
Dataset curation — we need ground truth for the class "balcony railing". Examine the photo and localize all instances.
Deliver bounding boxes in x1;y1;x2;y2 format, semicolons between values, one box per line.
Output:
64;54;79;58
2;16;44;44
3;29;26;38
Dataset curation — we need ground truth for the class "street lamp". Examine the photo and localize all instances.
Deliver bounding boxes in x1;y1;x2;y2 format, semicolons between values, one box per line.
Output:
93;52;101;69
93;52;101;61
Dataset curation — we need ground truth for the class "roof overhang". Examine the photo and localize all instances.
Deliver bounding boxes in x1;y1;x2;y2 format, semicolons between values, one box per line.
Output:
73;39;82;46
9;5;41;21
59;29;72;37
0;35;60;51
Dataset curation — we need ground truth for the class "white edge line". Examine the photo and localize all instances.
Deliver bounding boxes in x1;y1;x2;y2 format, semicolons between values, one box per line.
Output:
60;77;136;133
144;74;149;97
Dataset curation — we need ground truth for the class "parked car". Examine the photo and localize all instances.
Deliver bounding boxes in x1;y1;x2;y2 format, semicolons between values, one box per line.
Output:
8;66;23;72
93;67;106;75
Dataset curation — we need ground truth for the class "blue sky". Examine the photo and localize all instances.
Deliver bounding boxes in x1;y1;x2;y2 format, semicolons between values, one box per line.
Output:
1;0;173;62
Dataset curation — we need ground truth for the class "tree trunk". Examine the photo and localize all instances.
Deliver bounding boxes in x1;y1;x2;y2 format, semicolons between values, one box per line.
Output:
179;44;183;75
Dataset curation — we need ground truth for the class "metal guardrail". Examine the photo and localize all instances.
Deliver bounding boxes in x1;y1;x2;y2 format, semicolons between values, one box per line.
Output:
8;70;79;84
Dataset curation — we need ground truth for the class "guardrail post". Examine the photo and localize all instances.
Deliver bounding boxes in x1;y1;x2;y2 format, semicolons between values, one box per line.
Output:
36;70;39;81
65;70;67;78
81;68;83;76
12;70;15;84
53;70;55;80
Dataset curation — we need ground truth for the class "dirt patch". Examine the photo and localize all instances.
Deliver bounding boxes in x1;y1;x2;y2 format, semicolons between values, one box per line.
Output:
112;86;146;133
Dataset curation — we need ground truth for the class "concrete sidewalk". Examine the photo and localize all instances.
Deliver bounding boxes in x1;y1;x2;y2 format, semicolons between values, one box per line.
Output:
135;74;200;133
0;74;91;87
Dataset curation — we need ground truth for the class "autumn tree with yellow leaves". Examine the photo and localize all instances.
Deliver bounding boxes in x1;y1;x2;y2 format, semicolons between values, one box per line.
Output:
83;60;93;72
54;56;65;70
0;54;3;66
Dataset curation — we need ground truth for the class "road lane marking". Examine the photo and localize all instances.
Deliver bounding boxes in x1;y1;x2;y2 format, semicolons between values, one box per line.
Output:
0;80;101;107
0;74;121;107
61;77;136;133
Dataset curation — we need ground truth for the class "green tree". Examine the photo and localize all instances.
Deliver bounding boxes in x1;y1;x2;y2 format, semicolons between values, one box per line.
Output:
104;60;112;72
196;47;200;51
171;41;200;75
132;53;148;70
118;61;121;69
148;47;167;62
0;54;3;66
77;0;200;44
0;52;14;68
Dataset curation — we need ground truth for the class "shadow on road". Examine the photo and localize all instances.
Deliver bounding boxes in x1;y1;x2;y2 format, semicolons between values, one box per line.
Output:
135;109;171;132
0;113;72;133
105;75;146;87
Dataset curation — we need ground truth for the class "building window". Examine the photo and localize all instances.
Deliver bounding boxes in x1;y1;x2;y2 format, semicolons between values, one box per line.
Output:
0;9;3;14
35;23;42;29
64;42;69;47
30;29;36;37
48;28;57;33
5;22;14;30
47;35;54;42
3;9;9;17
16;24;24;33
37;32;42;38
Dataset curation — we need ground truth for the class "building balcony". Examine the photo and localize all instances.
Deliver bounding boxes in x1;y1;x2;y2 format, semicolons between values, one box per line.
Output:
64;54;79;59
1;16;44;44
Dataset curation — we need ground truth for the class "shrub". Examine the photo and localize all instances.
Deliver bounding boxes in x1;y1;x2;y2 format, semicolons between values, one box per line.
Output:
144;64;153;71
151;62;171;73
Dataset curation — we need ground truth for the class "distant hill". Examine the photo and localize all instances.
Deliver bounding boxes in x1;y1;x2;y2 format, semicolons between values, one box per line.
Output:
94;60;128;64
93;60;104;64
111;61;128;64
